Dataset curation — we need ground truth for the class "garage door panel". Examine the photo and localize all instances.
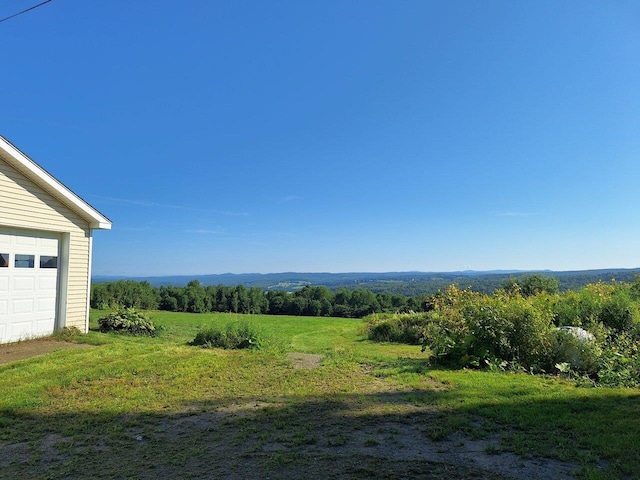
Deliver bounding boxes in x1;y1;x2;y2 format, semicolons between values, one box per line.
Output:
15;235;37;248
39;237;58;253
12;298;35;315
0;233;10;247
36;297;56;313
9;321;34;341
0;229;59;343
38;276;57;291
35;319;55;334
12;276;36;292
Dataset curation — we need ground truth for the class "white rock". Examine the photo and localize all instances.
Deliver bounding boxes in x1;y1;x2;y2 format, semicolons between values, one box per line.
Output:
558;326;595;342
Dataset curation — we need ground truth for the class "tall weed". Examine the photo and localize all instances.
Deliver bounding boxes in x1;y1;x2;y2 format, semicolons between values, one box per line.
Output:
191;321;262;349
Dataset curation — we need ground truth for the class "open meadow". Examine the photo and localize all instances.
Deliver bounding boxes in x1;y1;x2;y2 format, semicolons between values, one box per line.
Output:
0;311;638;479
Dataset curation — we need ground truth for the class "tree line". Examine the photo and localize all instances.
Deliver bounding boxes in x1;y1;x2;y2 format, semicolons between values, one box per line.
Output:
91;280;427;318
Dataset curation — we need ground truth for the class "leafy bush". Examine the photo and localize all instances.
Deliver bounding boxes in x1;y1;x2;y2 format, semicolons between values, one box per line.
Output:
191;321;262;349
98;308;158;336
599;290;639;332
553;283;640;333
595;332;640;387
365;281;640;387
422;293;556;371
411;286;474;361
365;312;428;344
552;290;598;327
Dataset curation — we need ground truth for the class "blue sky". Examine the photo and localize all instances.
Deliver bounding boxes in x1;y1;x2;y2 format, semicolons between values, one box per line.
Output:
2;1;640;276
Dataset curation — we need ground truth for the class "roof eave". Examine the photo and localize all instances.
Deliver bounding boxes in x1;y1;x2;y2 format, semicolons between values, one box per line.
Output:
0;136;113;230
92;221;113;230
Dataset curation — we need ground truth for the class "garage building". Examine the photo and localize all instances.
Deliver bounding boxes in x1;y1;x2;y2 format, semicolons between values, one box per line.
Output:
0;136;111;344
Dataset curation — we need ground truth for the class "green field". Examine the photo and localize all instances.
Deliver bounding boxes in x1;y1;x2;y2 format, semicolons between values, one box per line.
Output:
0;311;638;479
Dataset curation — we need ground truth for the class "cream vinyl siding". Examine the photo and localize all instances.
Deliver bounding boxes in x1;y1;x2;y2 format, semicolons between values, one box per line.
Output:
0;158;91;331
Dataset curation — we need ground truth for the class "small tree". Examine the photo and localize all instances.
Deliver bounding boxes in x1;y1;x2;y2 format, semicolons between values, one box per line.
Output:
504;274;559;297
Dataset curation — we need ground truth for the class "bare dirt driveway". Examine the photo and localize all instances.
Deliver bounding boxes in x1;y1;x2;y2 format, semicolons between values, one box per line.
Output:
0;338;93;365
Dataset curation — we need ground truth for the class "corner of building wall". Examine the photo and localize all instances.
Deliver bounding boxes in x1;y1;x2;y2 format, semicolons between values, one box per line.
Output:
85;230;94;334
57;232;71;330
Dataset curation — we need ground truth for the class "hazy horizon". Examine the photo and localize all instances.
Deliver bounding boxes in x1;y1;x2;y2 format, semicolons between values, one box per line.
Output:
94;266;640;279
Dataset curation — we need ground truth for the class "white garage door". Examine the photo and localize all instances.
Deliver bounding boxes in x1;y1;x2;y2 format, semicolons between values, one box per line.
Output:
0;229;59;343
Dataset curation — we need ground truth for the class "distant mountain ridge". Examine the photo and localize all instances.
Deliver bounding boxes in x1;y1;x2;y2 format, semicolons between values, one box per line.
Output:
92;268;640;295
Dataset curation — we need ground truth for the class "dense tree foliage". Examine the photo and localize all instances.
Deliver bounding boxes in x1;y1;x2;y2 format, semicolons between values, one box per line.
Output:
92;280;159;310
91;280;425;318
502;274;559;297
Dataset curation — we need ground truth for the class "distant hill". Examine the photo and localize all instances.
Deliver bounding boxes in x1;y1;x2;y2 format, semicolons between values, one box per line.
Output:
92;268;640;296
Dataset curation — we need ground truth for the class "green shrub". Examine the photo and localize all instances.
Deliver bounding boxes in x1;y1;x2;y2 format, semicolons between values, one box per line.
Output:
596;332;640;387
553;290;586;327
552;288;604;329
416;291;556;370
454;294;556;371
554;283;640;333
365;312;428;344
420;314;468;362
98;308;158;336
367;281;640;386
191;321;262;349
599;290;639;332
420;286;475;361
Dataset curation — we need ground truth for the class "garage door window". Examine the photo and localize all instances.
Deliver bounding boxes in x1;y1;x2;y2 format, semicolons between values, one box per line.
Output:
15;254;34;268
0;253;8;267
40;256;58;269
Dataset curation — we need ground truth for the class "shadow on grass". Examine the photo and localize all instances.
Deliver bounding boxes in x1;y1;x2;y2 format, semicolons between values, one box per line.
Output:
1;380;638;480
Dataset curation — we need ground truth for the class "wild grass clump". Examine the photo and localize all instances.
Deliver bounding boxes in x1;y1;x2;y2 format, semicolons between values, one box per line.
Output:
51;326;83;341
191;321;262;349
98;308;158;336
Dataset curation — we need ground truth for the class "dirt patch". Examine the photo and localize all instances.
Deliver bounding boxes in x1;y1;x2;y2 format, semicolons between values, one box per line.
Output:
89;396;582;480
2;403;582;480
0;339;94;365
286;352;323;369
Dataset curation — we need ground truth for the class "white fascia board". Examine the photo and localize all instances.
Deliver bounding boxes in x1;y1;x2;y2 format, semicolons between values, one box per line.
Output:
0;136;112;230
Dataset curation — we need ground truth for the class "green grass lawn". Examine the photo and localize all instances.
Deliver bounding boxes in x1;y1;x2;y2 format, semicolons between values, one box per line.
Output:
0;310;638;479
